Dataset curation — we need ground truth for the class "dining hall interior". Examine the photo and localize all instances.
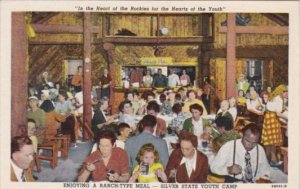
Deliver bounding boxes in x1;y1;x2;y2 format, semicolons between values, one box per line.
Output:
11;12;288;183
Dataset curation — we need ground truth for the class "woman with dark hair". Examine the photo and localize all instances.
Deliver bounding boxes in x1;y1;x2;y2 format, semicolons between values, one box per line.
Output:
40;100;65;140
161;90;176;115
146;101;167;137
92;97;117;138
53;90;77;145
78;131;130;182
182;103;210;140
182;90;207;115
165;131;209;183
169;103;187;134
118;100;136;130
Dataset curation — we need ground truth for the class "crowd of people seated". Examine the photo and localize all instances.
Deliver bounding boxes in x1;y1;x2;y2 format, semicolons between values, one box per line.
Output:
13;70;288;183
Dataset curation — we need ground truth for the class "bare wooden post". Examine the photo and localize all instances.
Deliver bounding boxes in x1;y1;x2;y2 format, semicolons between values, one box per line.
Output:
83;12;92;141
226;13;236;98
11;12;28;137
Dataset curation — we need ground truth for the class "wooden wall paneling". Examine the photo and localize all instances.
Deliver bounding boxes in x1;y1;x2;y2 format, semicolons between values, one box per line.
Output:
172;17;177;37
157;14;161;37
198;14;203;36
146;16;151;36
187;15;193;36
269;59;274;87
184;16;188;36
141;15;145;36
163;16;169;36
137;16;142;36
150;16;154;36
216;59;226;101
102;15;107;38
191;16;198;36
236;59;246;81
29;46;60;82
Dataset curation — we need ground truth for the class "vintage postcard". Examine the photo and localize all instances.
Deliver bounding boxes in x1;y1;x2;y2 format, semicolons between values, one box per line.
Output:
0;1;299;189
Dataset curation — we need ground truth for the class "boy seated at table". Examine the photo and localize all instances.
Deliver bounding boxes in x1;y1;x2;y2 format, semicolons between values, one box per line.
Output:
210;116;241;154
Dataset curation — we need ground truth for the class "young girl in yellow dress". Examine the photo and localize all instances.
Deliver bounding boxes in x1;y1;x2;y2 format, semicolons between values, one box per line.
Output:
129;143;168;183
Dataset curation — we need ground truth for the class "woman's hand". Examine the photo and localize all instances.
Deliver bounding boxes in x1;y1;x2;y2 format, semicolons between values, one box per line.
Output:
128;170;140;183
86;163;96;172
169;168;177;178
108;173;120;182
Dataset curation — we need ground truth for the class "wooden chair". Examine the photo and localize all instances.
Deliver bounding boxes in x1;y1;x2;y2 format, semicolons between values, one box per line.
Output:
36;140;59;171
48;135;71;159
76;114;94;141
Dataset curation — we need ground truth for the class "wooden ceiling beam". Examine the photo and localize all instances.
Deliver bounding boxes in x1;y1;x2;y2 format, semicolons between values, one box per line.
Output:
29;36;213;45
262;13;289;26
31;12;60;24
219;25;288;35
102;36;213;44
32;24;100;34
29;41;82;45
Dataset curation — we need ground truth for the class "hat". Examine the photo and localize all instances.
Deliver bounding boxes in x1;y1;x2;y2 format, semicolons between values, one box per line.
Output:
28;96;38;101
67;92;75;99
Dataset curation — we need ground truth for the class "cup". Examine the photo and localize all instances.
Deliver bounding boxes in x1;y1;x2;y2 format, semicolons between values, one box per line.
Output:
140;162;149;175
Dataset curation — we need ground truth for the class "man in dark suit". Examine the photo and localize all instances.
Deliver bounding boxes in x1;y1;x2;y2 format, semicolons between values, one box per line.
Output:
11;136;35;182
125;115;169;171
152;68;168;87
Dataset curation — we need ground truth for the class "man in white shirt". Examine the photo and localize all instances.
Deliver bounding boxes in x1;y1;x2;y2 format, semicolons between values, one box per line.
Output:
11;136;35;182
210;123;270;183
168;69;180;88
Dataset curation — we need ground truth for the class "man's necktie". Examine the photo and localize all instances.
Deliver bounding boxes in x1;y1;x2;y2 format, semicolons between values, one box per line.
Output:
21;171;26;182
244;151;253;183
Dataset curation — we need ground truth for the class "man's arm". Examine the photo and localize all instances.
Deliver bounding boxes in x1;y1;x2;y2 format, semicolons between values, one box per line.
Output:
256;145;271;180
124;141;133;172
210;141;233;176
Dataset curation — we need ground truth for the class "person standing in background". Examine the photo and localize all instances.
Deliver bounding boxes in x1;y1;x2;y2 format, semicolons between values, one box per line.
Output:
130;67;143;88
99;68;112;99
168;69;180;88
202;77;214;114
143;69;153;88
71;66;83;93
180;69;191;87
152;68;168;88
236;74;250;96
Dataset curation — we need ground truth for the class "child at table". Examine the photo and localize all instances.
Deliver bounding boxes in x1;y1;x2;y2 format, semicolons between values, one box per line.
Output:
129;143;168;183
